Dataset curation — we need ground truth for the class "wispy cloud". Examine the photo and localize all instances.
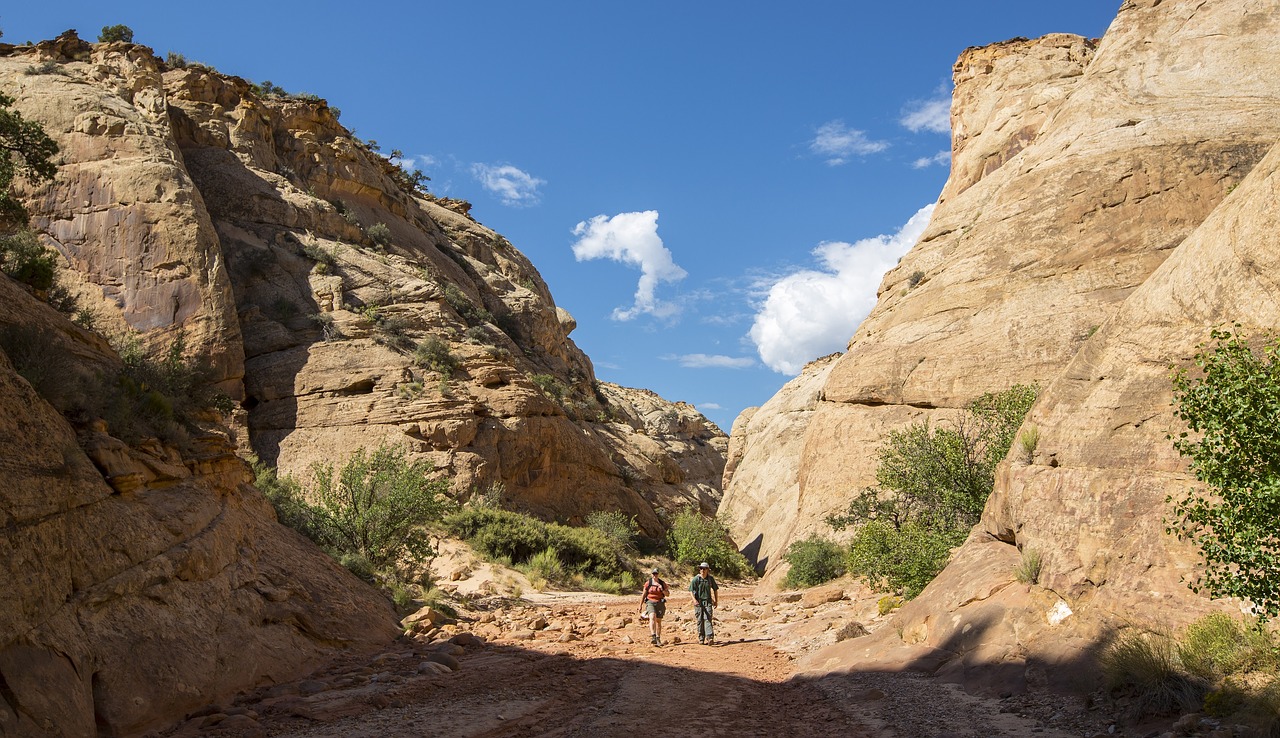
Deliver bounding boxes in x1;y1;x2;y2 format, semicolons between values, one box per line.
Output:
809;120;888;166
912;151;951;169
669;354;755;369
471;163;545;206
571;211;687;321
391;154;437;171
697;402;724;411
901;96;951;134
749;204;936;374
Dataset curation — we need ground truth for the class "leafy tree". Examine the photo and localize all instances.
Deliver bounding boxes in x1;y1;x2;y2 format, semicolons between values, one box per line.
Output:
829;384;1037;597
98;25;134;43
782;534;846;588
0;228;56;290
1168;327;1280;621
666;507;752;578
309;444;452;571
0;92;59;227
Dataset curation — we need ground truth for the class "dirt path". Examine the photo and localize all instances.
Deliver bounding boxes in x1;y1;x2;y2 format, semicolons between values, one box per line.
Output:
164;587;1118;738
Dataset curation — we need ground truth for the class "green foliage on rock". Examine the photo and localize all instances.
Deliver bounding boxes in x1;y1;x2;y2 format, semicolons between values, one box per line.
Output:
0;91;59;227
97;25;134;43
666;507;752;578
829;384;1037;598
0;229;56;290
306;444;452;571
445;507;631;583
412;336;458;376
585;510;639;550
782;534;847;589
1168;327;1280;621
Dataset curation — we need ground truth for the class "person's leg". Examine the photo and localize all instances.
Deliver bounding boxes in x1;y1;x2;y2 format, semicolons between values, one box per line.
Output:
704;604;714;643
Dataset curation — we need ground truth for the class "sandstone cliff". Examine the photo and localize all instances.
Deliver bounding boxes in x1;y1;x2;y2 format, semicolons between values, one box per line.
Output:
724;0;1280;687
0;30;726;735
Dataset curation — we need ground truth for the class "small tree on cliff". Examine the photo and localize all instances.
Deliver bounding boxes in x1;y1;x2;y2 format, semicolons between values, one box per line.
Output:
1168;326;1280;621
0;92;58;227
829;384;1037;598
97;25;134;43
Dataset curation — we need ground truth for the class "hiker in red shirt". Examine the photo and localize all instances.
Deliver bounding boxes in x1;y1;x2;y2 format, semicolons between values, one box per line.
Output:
639;567;669;646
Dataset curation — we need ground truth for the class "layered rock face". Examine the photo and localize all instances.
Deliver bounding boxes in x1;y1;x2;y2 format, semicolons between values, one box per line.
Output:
1;32;725;538
0;277;401;737
726;0;1280;684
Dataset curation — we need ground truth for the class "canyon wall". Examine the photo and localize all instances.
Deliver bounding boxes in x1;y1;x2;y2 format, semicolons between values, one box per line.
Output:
722;0;1280;685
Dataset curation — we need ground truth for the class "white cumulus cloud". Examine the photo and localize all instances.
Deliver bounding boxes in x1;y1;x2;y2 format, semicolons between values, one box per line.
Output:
471;163;545;206
571;211;687;321
749;203;936;374
912;151;951;169
901;97;951;133
697;402;724;411
809;121;889;165
672;354;755;369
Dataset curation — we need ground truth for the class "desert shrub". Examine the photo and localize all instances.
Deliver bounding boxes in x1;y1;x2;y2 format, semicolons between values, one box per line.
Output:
907;270;924;287
0;324;79;407
308;444;452;571
1017;425;1040;463
23;61;64;76
98;25;134;43
309;312;343;341
0;229;56;290
846;519;959;598
0;91;59;227
412;337;458;376
530;373;567;402
877;595;904;616
301;242;336;270
829;384;1037;598
835;621;869;641
249;455;325;541
1168;327;1280;621
464;325;491;345
443;283;493;325
586;510;639;549
366;222;392;248
666;507;752;578
1100;628;1205;717
782;535;847;589
339;552;376;583
1014;547;1043;585
165;51;187;68
519;547;565;589
446;507;630;582
1178;613;1277;681
578;576;622;594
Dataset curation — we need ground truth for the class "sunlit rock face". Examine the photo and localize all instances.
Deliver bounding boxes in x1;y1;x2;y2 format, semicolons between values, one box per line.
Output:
726;0;1280;687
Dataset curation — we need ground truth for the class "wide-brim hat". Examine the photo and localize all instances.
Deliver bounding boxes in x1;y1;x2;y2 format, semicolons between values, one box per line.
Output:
698;562;710;569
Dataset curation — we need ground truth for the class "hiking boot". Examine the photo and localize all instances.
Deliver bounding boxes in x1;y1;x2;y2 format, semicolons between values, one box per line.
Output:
698;638;705;645
650;635;658;645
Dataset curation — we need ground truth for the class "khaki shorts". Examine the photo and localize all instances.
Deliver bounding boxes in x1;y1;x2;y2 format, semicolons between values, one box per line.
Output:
643;600;666;619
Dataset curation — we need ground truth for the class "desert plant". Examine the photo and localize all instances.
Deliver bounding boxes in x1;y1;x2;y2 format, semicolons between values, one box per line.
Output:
531;373;567;402
301;242;336;270
23;61;64;76
98;24;134;43
877;595;904;615
835;621;869;641
666;507;752;578
520;547;565;588
829;384;1037;598
907;270;925;288
1100;628;1205;717
1178;613;1277;681
309;312;343;341
165;51;187;68
782;535;847;588
1014;547;1042;585
1017;425;1040;463
308;444;453;571
445;507;631;583
366;222;392;248
413;337;458;376
443;283;493;325
1168;327;1280;621
0;93;58;227
0;229;56;290
586;510;640;549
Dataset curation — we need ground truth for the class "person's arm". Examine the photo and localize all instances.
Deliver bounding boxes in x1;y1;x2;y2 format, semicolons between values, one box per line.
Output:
711;577;718;607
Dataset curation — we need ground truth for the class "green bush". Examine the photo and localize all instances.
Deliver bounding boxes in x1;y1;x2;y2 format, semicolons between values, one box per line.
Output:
586;510;639;549
1178;613;1277;680
0;229;56;290
98;25;134;43
413;337;458;376
666;507;752;578
308;444;453;571
366;222;392;248
445;507;630;583
782;535;847;589
530;373;567;402
829;384;1037;598
1168;327;1280;620
443;283;493;325
545;523;626;578
0;91;59;227
1014;548;1042;585
519;548;565;589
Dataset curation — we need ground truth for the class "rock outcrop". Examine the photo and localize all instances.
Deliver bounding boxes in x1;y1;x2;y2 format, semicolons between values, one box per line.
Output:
726;0;1280;687
0;276;400;737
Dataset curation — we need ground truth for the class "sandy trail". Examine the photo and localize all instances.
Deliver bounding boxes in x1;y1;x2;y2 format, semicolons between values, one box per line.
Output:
167;587;1115;738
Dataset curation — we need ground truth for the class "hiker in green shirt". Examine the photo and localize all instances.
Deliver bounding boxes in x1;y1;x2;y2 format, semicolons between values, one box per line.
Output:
689;562;718;645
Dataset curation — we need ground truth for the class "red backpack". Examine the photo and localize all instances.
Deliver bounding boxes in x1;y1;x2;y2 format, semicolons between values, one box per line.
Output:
644;577;668;602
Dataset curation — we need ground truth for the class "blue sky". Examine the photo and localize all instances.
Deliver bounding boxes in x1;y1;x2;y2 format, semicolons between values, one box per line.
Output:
4;2;1120;431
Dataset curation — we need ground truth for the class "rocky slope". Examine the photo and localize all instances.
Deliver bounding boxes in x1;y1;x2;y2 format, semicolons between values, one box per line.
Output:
725;0;1280;687
0;30;726;735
